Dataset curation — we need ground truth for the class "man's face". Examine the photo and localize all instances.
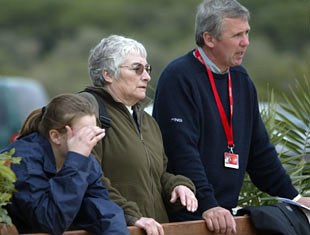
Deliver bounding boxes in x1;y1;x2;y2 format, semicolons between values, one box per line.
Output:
212;17;250;71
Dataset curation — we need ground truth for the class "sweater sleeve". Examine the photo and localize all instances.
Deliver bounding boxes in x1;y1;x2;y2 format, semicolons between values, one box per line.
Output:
100;174;143;225
153;64;219;213
92;141;143;225
247;90;298;199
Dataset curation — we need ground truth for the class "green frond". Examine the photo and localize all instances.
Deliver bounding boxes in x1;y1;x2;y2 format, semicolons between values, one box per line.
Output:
238;76;310;208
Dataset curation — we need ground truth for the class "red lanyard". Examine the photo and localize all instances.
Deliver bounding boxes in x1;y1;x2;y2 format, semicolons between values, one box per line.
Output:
194;48;234;151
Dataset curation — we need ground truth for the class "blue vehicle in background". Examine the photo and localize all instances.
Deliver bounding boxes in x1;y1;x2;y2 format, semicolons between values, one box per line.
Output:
0;76;49;150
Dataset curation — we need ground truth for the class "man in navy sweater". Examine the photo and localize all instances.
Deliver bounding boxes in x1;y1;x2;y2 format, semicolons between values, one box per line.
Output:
153;0;310;234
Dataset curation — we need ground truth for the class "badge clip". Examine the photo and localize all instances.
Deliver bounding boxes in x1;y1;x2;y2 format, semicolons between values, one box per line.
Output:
228;144;235;153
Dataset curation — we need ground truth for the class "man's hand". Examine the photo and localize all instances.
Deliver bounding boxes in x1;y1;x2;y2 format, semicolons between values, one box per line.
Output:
202;207;237;235
297;196;310;208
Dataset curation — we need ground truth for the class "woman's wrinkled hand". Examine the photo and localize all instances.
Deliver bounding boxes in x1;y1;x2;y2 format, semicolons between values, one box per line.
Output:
170;185;198;212
134;217;164;235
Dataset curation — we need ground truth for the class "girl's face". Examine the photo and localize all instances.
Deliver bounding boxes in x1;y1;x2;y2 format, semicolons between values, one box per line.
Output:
57;115;97;156
69;115;97;134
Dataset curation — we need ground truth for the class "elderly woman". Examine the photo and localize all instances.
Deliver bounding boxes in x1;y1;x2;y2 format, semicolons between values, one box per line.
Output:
80;35;198;235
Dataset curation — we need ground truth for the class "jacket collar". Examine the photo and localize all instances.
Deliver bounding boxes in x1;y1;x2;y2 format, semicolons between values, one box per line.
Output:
26;132;57;174
85;86;152;113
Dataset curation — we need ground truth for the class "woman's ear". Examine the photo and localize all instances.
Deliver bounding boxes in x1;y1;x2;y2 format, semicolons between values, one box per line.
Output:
203;32;216;48
102;70;113;84
49;129;62;145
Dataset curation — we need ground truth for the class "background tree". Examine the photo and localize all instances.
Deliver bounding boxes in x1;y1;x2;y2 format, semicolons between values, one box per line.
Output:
0;0;309;100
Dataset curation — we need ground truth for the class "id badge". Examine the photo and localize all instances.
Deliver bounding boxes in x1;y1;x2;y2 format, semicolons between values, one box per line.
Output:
224;152;239;169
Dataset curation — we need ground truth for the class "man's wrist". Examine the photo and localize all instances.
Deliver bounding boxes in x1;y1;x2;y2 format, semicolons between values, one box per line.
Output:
293;194;302;201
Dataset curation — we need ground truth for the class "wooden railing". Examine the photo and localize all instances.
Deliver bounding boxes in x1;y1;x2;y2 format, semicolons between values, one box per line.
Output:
21;216;257;235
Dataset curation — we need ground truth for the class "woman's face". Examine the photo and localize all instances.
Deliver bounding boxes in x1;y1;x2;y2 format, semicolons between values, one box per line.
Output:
108;55;151;106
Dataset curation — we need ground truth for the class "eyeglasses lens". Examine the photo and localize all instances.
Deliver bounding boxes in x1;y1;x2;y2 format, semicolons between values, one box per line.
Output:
120;63;152;75
135;64;151;75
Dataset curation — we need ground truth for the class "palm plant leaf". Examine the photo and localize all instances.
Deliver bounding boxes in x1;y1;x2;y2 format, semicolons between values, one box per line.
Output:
238;77;310;208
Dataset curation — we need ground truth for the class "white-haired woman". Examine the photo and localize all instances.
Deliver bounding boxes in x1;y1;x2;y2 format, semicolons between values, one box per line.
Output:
80;35;198;235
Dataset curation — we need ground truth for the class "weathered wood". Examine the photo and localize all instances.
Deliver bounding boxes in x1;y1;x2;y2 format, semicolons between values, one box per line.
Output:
20;216;256;235
128;216;256;235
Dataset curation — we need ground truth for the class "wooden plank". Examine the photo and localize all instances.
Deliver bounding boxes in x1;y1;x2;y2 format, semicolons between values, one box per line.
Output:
128;216;256;235
20;231;89;235
21;216;256;235
62;231;90;235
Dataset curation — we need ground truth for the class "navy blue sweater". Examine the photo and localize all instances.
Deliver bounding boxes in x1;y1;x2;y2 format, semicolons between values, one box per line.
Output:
153;50;298;218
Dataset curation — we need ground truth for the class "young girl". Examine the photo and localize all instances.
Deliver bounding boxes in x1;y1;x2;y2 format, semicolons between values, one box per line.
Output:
1;94;128;235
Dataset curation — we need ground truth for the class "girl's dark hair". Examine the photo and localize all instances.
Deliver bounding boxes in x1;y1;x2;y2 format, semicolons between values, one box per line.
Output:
19;94;96;138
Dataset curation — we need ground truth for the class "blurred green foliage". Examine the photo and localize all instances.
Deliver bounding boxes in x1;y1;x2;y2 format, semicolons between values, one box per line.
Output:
0;148;21;224
0;0;309;100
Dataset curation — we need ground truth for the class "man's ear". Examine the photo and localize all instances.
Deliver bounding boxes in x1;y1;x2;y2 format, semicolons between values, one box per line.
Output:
203;32;216;48
102;70;113;84
49;129;62;145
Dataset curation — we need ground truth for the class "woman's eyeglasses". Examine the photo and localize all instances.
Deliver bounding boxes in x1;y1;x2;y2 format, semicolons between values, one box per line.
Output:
119;63;152;75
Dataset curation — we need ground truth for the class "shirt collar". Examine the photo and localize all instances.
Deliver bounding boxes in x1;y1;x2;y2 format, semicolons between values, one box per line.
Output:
197;47;228;74
126;105;133;114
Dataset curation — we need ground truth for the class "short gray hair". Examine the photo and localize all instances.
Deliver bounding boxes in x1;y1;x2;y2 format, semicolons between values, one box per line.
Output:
88;35;147;87
195;0;250;47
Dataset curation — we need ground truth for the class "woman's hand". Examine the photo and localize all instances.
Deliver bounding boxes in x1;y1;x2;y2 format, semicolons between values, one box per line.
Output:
134;217;164;235
170;185;198;212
